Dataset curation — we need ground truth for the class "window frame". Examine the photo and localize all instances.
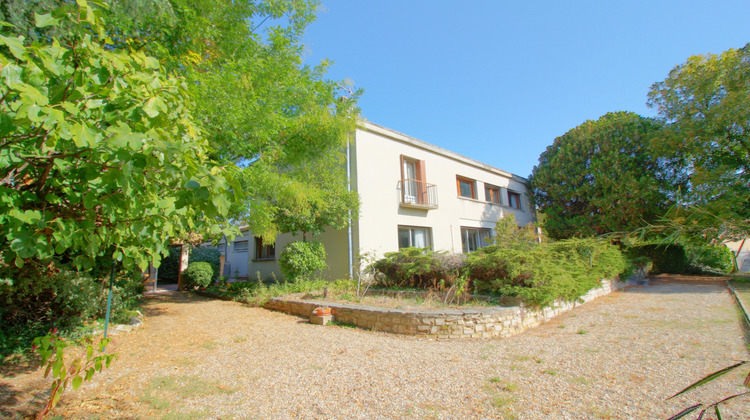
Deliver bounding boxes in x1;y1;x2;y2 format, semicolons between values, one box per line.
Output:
507;191;522;209
254;236;275;261
456;176;476;199
397;225;433;250
460;227;493;253
484;184;501;204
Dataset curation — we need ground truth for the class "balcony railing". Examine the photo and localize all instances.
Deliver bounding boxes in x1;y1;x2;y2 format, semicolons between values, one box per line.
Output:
398;179;438;209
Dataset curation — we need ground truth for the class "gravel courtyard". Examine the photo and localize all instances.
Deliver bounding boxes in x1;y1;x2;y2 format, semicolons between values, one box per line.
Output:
3;276;749;419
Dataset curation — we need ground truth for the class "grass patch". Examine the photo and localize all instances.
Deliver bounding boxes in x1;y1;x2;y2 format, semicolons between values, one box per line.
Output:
492;395;515;408
542;369;558;376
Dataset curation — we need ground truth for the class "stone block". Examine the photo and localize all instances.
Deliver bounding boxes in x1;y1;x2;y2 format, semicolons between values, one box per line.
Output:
309;314;333;325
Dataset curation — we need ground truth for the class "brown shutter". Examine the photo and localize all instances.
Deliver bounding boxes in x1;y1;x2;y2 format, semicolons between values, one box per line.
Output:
399;154;405;203
416;160;426;204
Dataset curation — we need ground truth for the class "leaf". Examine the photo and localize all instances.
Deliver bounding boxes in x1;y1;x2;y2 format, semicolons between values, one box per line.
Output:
668;361;748;399
0;35;26;59
186;180;200;189
72;375;83;390
666;404;702;420
34;12;60;28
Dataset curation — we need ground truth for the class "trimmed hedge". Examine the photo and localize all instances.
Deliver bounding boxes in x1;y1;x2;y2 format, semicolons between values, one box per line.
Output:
189;246;222;281
184;262;214;289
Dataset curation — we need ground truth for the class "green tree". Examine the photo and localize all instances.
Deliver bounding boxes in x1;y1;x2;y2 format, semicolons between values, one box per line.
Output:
0;0;239;270
103;0;361;241
647;43;750;242
528;111;676;239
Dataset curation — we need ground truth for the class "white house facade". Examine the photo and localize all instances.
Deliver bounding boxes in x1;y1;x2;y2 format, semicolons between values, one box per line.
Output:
218;120;534;281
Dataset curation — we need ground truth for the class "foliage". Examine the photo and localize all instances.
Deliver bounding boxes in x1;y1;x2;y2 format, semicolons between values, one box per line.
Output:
279;241;327;280
370;248;466;290
98;0;361;242
666;360;750;419
156;246;181;284
0;258;142;358
625;244;690;274
685;243;735;274
32;331;117;419
528;111;676;239
493;213;543;250
648;43;750;243
464;238;626;307
184;262;213;289
0;1;239;271
189;246;221;282
228;277;355;307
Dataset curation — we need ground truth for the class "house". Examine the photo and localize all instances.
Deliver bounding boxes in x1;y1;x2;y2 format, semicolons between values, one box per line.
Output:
218;120;534;280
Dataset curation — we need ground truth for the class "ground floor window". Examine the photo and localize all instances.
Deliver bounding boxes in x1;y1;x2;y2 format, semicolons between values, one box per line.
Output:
461;227;493;253
398;226;433;249
254;237;275;260
233;240;248;252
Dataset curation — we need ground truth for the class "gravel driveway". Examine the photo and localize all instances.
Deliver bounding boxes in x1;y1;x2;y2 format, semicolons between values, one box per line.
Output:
3;276;749;419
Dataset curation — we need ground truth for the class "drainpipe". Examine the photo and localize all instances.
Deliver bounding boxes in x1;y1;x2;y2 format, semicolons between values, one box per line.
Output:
347;137;354;279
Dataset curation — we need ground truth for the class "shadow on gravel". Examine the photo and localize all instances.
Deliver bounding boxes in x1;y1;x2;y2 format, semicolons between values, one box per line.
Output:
139;291;214;318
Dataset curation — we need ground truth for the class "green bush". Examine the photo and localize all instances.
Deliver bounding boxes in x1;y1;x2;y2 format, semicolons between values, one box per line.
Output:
189;246;222;281
370;248;465;289
279;241;327;280
626;244;690;274
464;238;626;307
184;262;214;289
686;243;735;273
0;258;144;358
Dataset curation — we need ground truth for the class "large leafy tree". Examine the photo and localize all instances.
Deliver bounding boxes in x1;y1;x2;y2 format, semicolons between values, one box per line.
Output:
528;112;677;239
647;43;750;242
0;1;239;270
102;0;361;240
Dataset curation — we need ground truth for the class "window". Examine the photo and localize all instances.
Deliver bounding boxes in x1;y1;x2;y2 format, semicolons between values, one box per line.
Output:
508;191;522;209
485;185;501;204
233;240;248;252
254;237;275;260
398;226;432;249
456;176;476;199
461;227;493;253
400;155;428;205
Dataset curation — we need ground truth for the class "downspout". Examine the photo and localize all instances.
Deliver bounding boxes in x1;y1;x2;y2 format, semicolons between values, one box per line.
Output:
347;137;354;279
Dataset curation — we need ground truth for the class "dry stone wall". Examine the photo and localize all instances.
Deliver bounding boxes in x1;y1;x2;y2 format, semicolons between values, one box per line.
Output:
263;279;624;339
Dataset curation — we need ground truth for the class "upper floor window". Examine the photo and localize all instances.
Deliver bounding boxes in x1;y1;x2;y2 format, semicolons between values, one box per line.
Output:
461;227;493;253
485;185;501;204
508;191;522;209
233;240;248;252
398;226;432;249
456;176;476;199
254;236;275;260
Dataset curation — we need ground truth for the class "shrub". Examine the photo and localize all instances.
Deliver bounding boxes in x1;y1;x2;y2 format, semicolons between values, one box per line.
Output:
626;244;689;274
370;248;465;289
464;238;626;307
184;262;214;289
279;242;327;280
0;257;144;358
685;243;735;274
189;246;222;281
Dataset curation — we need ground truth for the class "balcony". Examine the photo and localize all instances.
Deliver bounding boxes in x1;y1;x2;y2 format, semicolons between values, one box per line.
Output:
398;179;438;209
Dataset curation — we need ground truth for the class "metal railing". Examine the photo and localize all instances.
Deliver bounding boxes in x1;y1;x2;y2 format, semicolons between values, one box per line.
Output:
398;179;438;209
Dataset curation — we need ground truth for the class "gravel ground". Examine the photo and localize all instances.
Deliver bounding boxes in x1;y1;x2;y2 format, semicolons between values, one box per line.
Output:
3;276;749;419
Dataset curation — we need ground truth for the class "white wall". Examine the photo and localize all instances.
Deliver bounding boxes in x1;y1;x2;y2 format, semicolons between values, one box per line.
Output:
351;121;534;262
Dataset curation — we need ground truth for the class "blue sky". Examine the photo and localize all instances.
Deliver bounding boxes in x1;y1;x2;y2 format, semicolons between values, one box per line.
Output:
301;1;750;178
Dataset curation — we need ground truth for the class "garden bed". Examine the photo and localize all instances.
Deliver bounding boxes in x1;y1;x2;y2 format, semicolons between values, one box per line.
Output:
263;279;624;339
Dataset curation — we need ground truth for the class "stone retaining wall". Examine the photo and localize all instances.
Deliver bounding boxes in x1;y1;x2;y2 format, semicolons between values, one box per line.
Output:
263;279;624;339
